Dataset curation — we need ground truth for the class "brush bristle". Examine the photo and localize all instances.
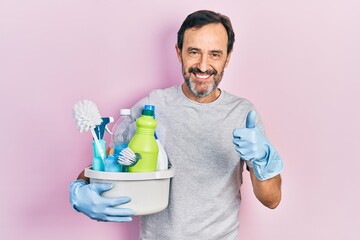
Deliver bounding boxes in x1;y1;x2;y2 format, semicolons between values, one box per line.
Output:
73;99;102;132
118;148;139;166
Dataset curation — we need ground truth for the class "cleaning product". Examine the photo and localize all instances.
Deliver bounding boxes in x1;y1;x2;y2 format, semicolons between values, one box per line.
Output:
103;155;120;172
72;99;105;171
94;117;114;140
92;139;106;171
118;147;142;166
143;105;168;171
128;109;158;172
92;117;113;171
110;109;135;172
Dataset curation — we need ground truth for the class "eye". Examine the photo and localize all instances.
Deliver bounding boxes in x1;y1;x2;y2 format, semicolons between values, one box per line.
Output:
188;50;199;57
210;52;222;59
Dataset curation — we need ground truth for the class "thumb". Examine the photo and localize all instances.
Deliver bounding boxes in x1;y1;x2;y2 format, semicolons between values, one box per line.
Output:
91;182;114;194
246;110;256;128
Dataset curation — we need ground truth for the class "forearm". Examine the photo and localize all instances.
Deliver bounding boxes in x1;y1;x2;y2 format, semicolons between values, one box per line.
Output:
77;169;89;182
249;167;282;209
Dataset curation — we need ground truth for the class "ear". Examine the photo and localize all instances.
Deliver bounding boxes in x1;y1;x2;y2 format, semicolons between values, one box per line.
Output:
175;44;182;63
224;50;233;68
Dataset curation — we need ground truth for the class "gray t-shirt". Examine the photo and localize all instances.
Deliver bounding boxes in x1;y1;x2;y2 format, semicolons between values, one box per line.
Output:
131;85;264;240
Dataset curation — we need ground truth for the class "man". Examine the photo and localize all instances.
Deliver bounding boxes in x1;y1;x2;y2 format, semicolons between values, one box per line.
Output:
70;10;284;239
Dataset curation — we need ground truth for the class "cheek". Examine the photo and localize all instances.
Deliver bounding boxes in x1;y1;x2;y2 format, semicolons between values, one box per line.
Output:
213;62;227;73
182;55;201;67
183;61;196;71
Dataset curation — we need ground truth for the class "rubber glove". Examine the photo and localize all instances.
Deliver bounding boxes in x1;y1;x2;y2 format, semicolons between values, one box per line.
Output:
233;110;284;180
69;179;135;222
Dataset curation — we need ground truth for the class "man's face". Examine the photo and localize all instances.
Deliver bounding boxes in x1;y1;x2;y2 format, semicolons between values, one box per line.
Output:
176;23;232;100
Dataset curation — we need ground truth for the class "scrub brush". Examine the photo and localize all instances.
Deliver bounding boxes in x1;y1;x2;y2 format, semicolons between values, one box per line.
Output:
72;99;105;160
118;147;141;166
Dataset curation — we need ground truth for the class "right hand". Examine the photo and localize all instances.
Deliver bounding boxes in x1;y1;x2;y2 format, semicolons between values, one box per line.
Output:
69;179;135;222
233;110;283;180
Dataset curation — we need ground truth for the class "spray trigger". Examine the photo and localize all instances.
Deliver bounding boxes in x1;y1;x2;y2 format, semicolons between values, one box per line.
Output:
105;125;113;135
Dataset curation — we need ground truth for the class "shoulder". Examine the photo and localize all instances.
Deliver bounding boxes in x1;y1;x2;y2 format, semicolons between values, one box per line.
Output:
221;90;255;109
148;85;179;101
221;90;265;129
131;85;180;118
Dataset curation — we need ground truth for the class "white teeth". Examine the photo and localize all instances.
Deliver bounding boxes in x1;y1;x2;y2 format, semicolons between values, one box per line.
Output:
195;73;210;79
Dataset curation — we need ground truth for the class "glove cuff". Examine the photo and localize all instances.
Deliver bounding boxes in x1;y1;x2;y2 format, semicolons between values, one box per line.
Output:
253;145;284;181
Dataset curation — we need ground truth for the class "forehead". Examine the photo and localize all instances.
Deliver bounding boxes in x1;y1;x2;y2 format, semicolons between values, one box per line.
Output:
183;23;228;51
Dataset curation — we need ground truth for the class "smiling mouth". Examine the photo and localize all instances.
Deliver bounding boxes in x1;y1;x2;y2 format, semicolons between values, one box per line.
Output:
189;67;216;80
194;72;211;79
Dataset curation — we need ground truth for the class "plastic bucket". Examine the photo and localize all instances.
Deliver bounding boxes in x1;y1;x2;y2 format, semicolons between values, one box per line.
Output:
84;167;174;215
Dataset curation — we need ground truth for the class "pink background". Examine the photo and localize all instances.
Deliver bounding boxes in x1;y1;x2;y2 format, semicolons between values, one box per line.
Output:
1;1;359;239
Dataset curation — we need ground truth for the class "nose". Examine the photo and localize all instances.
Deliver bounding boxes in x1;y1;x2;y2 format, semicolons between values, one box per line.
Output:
198;54;209;72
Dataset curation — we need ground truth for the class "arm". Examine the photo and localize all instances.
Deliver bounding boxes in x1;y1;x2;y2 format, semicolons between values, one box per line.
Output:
233;110;284;208
77;169;89;182
249;168;281;209
70;159;134;222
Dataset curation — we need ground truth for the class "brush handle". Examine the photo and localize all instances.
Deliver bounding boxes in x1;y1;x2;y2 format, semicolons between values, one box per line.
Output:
91;128;105;160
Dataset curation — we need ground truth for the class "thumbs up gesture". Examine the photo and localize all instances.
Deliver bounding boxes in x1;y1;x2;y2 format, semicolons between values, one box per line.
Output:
233;110;284;180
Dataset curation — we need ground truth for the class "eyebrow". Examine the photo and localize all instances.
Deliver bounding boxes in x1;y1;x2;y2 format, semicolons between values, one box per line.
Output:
187;47;200;51
187;47;224;54
210;50;223;54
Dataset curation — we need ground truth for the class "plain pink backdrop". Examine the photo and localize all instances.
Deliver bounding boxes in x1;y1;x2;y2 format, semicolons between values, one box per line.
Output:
1;1;359;239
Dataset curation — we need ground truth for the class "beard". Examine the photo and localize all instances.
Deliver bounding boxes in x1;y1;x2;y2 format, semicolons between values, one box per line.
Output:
182;65;224;98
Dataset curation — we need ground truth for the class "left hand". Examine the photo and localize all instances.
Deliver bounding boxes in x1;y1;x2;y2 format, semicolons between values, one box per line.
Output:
233;110;284;180
69;180;135;222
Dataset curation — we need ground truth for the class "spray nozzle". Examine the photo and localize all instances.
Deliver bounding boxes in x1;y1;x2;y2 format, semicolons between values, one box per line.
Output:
94;117;114;140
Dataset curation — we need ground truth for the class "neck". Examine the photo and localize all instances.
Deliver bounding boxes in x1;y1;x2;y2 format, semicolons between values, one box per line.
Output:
181;83;221;103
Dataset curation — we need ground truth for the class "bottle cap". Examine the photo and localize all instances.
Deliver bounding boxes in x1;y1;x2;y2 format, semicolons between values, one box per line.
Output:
144;105;155;111
142;109;155;116
120;109;131;116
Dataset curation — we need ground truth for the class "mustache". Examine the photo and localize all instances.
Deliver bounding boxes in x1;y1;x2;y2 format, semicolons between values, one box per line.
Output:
188;67;217;76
